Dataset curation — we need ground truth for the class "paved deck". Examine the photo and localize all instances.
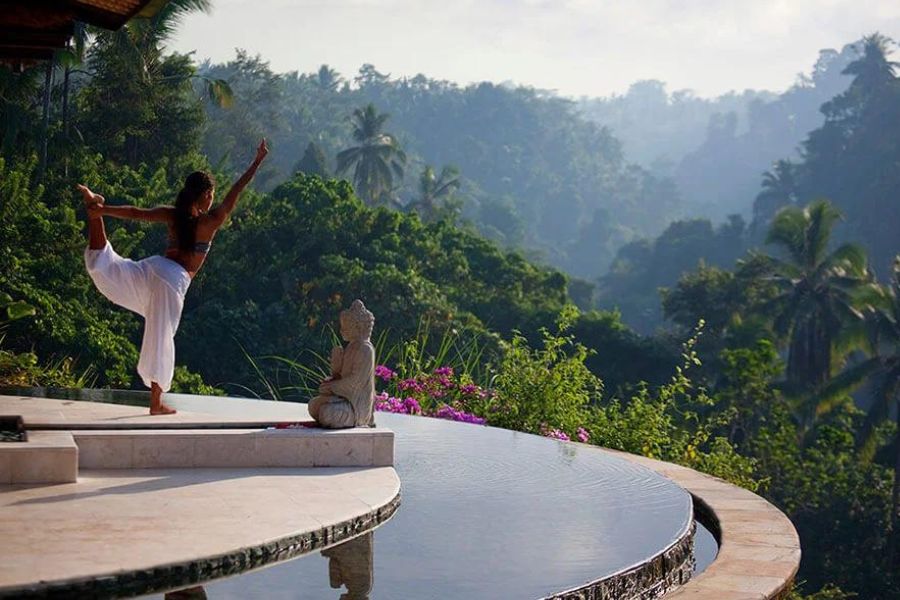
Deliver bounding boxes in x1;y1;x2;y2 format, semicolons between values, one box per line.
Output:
0;393;314;429
0;395;401;598
0;467;400;598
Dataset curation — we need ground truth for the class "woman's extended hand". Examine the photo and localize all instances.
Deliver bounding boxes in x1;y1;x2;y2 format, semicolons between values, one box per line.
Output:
254;139;269;164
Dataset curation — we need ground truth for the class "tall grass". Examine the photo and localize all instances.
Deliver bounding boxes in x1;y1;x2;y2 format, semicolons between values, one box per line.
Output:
375;318;495;385
0;333;97;388
241;318;498;402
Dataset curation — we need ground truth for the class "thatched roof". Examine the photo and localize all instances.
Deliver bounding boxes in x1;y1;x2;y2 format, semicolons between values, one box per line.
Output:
0;0;165;70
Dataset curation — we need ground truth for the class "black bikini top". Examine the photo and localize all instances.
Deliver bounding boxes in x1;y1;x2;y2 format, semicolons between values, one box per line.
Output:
166;236;212;255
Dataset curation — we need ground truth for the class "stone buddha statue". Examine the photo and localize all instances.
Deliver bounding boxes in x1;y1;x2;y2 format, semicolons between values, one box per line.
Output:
308;300;376;429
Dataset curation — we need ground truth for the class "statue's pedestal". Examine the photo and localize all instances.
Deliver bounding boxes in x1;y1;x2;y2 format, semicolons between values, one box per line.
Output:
0;395;394;483
74;427;394;469
0;431;78;484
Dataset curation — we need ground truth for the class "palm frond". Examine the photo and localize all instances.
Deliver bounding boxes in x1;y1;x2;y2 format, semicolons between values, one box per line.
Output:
149;0;212;43
766;205;808;264
857;371;898;461
204;78;233;109
335;147;362;174
816;358;881;418
805;199;842;267
820;242;868;275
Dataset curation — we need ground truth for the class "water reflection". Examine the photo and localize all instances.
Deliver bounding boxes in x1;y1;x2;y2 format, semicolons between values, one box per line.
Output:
164;586;207;599
160;533;374;600
322;532;374;599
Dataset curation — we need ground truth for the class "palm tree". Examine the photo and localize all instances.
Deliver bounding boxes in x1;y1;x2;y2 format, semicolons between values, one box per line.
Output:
336;104;406;206
762;200;877;425
820;33;898;121
408;165;460;222
37;56;55;178
842;33;898;92
752;160;797;231
0;64;42;157
99;0;230;105
316;65;342;93
817;257;900;542
80;0;230;166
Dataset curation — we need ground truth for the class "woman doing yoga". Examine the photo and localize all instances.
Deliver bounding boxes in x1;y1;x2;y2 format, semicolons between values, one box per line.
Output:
78;139;269;415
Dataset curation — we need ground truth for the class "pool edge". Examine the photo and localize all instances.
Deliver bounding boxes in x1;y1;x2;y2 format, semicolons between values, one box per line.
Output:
606;449;801;600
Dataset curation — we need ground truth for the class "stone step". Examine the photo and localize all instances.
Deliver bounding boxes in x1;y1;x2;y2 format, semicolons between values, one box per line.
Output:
73;427;394;469
0;431;78;484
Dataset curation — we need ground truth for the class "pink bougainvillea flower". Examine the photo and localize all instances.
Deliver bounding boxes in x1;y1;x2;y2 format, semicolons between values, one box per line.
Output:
374;364;397;381
539;423;571;442
433;404;486;425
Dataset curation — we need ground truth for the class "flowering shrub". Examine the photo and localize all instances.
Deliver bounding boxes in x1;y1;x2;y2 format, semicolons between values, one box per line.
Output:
489;306;599;438
374;364;490;425
374;365;397;381
374;392;421;415
540;424;571;441
369;312;757;495
433;404;486;425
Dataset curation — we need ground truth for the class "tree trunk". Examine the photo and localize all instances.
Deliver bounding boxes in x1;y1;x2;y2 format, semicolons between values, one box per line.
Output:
62;66;70;137
62;65;70;178
38;59;54;180
892;400;900;569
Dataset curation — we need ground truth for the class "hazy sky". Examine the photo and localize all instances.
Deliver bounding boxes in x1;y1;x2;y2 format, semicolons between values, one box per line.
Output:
168;0;900;99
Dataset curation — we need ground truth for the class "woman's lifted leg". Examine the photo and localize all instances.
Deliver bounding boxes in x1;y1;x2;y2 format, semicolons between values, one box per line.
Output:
77;184;107;250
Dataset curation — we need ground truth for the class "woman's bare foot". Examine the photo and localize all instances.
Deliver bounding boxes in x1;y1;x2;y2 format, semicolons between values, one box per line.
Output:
149;382;176;415
150;403;178;415
76;184;104;213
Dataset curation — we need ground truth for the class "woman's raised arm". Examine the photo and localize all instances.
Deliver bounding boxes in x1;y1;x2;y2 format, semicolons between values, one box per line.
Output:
100;205;171;222
209;139;269;227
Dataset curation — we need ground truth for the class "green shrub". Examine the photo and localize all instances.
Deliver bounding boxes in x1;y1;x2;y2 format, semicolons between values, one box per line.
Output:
488;305;600;436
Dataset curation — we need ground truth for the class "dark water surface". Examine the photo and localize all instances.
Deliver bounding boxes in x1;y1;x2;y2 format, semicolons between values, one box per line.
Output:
5;389;716;599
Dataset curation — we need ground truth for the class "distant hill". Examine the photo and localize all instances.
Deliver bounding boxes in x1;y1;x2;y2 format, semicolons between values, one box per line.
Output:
578;43;857;222
199;56;683;279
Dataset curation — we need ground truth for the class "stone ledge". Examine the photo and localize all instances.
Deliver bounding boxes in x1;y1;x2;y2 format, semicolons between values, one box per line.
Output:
547;520;695;600
0;431;77;484
605;450;801;600
74;427;394;469
0;467;401;598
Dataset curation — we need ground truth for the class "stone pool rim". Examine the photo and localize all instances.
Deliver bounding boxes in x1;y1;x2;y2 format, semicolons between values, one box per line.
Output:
3;492;401;600
1;391;799;599
602;448;801;600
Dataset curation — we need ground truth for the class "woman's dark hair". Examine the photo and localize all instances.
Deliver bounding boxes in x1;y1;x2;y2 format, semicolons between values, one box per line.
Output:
174;171;215;251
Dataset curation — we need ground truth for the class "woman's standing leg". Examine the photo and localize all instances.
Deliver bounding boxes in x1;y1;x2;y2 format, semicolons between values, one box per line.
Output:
150;382;176;415
140;267;186;416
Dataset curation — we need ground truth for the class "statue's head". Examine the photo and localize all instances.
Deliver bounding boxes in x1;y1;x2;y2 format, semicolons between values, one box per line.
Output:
339;300;374;342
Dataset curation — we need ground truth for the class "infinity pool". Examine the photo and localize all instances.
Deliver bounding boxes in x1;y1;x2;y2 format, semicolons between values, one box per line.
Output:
4;388;717;599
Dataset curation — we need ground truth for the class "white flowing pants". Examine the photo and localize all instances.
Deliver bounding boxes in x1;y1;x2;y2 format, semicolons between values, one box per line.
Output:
84;242;191;392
